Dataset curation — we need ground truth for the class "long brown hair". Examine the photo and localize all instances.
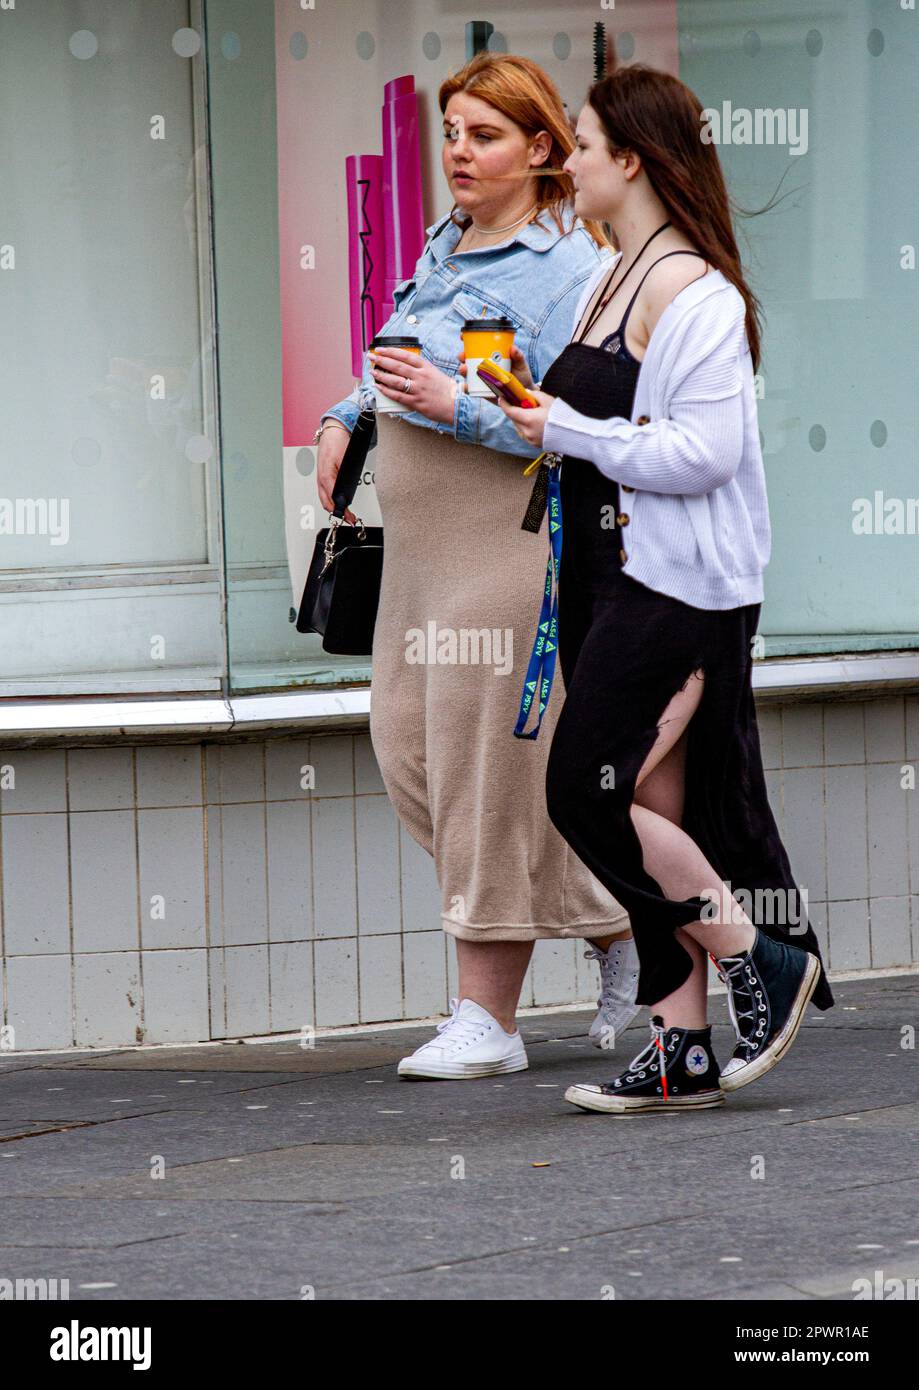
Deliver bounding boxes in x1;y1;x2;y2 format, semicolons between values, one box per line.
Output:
588;65;764;371
438;53;610;250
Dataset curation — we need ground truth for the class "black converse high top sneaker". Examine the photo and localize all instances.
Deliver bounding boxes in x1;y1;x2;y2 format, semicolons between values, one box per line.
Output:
564;1014;724;1114
716;927;820;1092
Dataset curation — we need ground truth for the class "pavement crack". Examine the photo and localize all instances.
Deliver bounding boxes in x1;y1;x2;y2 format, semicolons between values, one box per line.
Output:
788;1098;919;1126
0;1110;175;1144
0;1232;186;1251
314;1207;715;1294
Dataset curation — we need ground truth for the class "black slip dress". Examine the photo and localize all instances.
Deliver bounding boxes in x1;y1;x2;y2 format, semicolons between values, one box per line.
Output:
539;251;834;1012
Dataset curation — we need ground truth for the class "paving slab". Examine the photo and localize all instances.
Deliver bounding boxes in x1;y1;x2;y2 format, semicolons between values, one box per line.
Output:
0;977;915;1301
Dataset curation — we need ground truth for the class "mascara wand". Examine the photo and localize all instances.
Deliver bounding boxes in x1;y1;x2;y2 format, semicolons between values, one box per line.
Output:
593;22;617;80
593;22;606;81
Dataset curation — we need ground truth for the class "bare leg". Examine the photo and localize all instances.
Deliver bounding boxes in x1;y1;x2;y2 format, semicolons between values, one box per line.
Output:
587;713;691;951
451;747;692;1024
625;669;756;1028
661;928;710;1029
452;675;733;1036
455;938;534;1034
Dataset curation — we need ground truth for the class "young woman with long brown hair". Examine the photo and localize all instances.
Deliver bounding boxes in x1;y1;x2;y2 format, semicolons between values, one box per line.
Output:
497;64;834;1113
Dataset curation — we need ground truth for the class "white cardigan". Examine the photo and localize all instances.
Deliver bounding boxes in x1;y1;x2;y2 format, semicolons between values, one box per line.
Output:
542;259;771;610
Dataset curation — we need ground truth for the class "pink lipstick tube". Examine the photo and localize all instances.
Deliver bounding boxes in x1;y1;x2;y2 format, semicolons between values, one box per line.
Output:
345;154;385;379
381;75;425;324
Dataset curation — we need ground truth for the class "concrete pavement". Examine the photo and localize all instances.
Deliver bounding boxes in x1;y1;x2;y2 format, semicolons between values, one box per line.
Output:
0;974;917;1301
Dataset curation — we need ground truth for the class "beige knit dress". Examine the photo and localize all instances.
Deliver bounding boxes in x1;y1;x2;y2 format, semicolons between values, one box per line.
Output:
368;410;631;942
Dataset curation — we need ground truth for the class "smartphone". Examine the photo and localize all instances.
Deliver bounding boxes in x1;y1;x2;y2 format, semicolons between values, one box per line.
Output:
475;359;539;409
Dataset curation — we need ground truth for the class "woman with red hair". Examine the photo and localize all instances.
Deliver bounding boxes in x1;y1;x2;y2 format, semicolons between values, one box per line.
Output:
317;55;639;1080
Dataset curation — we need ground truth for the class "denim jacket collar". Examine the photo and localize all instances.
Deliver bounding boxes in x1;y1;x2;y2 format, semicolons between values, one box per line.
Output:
424;204;576;261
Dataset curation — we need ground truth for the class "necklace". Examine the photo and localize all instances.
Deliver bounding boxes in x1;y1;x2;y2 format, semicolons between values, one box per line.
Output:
470;205;537;235
576;220;672;344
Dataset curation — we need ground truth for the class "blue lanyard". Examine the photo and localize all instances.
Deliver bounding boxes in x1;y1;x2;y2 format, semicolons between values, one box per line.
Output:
514;455;562;739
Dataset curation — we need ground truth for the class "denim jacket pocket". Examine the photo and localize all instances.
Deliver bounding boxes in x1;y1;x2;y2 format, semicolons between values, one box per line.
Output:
447;287;523;332
389;272;423;320
421;288;512;373
441;288;538;377
390;279;415;314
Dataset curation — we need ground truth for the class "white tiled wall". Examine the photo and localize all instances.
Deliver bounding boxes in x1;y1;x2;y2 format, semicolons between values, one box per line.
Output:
1;694;917;1051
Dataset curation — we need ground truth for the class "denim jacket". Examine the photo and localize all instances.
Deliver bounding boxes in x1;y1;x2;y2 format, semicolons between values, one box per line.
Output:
321;203;613;460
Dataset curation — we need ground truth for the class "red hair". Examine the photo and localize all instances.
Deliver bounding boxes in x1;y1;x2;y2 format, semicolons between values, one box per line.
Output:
439;53;610;249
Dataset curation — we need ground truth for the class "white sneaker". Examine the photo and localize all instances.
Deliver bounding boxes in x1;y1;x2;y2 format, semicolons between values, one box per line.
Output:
397;998;529;1080
585;937;641;1050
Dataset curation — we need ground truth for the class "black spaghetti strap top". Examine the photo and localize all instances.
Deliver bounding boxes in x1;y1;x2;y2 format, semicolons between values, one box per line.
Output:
540;249;707;583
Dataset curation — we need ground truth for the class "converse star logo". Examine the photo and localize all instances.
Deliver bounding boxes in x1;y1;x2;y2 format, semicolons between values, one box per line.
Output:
685;1046;709;1075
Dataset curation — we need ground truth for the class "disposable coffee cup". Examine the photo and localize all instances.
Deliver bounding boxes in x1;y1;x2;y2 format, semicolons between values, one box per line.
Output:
462;317;516;397
369;335;422;415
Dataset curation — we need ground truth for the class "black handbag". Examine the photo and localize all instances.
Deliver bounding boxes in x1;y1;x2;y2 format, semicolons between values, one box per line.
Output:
294;408;383;655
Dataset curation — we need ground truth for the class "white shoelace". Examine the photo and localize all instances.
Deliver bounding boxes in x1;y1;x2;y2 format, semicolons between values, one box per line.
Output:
419;998;489;1053
584;944;631;1007
716;954;759;1054
620;1017;670;1085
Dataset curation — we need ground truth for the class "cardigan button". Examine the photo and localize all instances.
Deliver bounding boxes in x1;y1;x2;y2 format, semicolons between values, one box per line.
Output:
621;484;635;493
619;548;628;563
637;414;650;425
616;513;630;526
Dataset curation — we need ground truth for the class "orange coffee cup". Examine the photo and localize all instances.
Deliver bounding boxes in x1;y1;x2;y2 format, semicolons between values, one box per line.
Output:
462;317;516;397
370;335;422;415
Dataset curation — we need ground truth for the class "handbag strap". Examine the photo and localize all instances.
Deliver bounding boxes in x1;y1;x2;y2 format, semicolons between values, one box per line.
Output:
331;409;377;517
